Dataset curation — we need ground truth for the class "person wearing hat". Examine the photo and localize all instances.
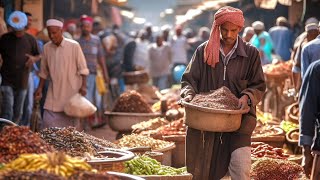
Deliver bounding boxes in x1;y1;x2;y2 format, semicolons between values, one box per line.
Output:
0;11;40;124
34;18;89;130
181;6;266;179
292;23;319;92
77;15;109;128
242;26;254;42
250;21;274;65
268;16;293;61
301;22;320;78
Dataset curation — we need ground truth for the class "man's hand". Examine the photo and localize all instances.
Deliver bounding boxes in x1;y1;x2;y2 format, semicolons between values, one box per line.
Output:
238;95;250;113
302;146;313;178
25;54;38;68
34;88;42;101
79;85;87;96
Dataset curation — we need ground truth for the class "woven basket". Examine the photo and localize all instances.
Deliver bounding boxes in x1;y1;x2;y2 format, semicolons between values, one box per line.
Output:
105;111;161;131
286;102;299;124
181;101;249;132
87;148;135;173
251;135;286;148
123;70;149;85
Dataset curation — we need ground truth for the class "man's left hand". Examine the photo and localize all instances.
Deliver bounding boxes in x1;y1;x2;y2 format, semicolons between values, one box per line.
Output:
25;54;38;68
238;95;250;113
79;86;87;96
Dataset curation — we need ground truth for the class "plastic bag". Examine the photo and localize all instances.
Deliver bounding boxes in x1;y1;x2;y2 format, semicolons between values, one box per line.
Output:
96;65;107;95
64;93;97;118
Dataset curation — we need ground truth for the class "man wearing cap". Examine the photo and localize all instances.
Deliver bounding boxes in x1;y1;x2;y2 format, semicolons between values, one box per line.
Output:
242;27;254;42
268;17;293;61
301;22;320;78
250;21;274;65
0;11;40;124
180;6;266;180
292;23;319;92
77;15;109;128
34;19;89;129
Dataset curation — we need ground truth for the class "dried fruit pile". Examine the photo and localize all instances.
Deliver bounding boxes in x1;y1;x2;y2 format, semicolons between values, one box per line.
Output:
140;118;186;137
251;157;303;180
132;117;170;133
40;127;118;157
0;170;64;180
117;134;172;151
0;126;53;163
251;142;289;159
112;90;152;113
191;86;239;110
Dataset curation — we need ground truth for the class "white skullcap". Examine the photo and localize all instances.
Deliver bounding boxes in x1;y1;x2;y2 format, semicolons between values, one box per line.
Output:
305;17;318;25
276;16;287;25
305;23;319;32
252;21;265;30
242;27;254;37
46;19;63;28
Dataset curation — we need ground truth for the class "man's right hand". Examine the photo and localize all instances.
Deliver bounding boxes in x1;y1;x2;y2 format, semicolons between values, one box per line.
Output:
302;145;313;178
34;88;42;101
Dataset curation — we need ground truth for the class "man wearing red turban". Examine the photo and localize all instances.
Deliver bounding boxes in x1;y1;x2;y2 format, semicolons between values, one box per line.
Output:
180;6;266;179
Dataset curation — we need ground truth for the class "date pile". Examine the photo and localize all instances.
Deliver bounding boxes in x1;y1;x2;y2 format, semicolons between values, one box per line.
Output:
40;127;119;157
191;86;239;110
140;118;186;137
132;117;170;133
251;157;304;180
112;90;152;113
251;142;289;159
0;126;53;163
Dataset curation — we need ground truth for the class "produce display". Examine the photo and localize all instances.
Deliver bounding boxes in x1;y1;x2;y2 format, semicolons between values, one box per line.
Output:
40;127;118;157
1;152;95;178
251;157;304;180
125;155;187;175
0;126;53;163
262;61;292;75
112;90;152;113
253;122;283;138
0;170;64;180
280;120;299;133
117;134;173;150
251;142;289;159
191;86;239;110
132;117;170;133
140;118;186;137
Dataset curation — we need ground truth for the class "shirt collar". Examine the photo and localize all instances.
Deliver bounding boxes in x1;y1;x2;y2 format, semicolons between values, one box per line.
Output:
235;36;248;58
220;37;238;57
51;37;66;47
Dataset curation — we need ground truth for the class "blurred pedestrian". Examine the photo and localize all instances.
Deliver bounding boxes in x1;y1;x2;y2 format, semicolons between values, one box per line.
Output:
149;35;171;90
133;30;149;71
242;27;254;42
0;11;40;124
180;6;265;179
161;25;171;42
299;60;320;179
25;12;39;37
122;34;137;72
300;22;320;78
77;15;109;128
250;21;273;65
268;17;293;61
34;19;89;130
145;23;154;43
188;27;210;61
63;22;77;40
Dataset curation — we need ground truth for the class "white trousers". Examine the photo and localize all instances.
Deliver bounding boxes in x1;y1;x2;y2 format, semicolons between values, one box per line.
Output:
228;147;251;180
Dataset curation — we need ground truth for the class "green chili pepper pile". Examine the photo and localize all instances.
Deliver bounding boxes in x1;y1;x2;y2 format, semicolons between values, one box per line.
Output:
125;155;187;176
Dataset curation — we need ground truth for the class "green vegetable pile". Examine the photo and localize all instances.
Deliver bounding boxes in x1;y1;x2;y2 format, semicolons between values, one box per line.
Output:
280;120;298;133
125;155;187;175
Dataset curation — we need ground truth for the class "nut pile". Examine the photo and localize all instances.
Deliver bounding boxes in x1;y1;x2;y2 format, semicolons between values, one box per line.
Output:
191;86;239;110
69;171;120;180
251;158;304;180
0;126;53;163
117;134;172;151
40;127;118;157
132;117;170;133
112;90;152;113
140;118;186;137
0;170;64;180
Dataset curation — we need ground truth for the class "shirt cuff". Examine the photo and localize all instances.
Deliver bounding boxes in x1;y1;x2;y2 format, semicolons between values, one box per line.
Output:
38;72;48;79
299;134;313;147
78;68;89;76
292;66;301;73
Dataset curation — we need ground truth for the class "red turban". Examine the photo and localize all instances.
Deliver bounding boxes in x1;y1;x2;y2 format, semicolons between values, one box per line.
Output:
80;14;93;24
204;6;244;67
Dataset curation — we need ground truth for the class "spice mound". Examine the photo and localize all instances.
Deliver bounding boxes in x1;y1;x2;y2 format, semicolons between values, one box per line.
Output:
117;134;172;151
251;157;304;180
191;86;239;110
112;90;152;113
0;126;53;163
40;127;119;157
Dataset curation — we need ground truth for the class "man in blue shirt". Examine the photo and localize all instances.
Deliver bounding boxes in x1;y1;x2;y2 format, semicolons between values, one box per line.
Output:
269;17;293;61
299;60;320;179
301;22;320;78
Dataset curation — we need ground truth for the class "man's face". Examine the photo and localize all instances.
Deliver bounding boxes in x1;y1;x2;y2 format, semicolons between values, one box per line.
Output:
220;22;241;45
27;16;32;28
48;26;63;45
156;36;163;46
307;29;319;41
81;22;92;36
